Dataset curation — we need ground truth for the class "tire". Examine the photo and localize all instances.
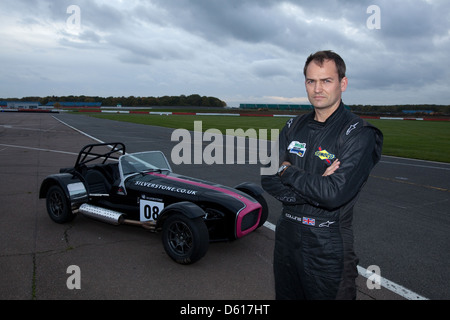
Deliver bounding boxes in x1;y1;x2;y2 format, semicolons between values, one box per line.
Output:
46;185;75;224
162;213;209;265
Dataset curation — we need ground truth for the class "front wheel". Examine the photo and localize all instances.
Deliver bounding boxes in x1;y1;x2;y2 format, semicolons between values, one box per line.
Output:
162;213;209;265
46;185;75;224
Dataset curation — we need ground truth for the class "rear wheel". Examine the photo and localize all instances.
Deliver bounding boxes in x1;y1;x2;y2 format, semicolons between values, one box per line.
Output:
162;213;209;265
46;185;75;224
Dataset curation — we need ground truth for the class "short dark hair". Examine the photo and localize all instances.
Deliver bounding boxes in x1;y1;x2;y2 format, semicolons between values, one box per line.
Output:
303;50;346;81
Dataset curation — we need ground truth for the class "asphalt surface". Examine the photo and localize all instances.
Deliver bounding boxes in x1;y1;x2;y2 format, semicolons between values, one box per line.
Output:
1;112;449;301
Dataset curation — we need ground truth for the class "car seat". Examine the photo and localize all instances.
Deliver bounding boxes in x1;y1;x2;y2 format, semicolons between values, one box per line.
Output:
85;170;112;194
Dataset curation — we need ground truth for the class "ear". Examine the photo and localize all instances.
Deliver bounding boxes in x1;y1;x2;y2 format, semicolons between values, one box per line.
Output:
340;76;348;92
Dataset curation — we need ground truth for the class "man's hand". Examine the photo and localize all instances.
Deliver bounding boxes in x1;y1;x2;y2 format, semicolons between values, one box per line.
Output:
323;159;340;176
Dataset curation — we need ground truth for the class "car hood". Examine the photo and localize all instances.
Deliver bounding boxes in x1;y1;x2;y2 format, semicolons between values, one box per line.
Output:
128;171;259;212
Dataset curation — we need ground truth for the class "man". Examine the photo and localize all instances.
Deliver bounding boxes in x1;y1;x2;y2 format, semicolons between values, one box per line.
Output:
261;51;383;300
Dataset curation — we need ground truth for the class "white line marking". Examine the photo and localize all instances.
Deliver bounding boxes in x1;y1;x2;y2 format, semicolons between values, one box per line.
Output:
52;116;105;143
263;221;428;300
357;266;428;300
0;124;51;132
381;154;450;166
0;143;78;155
263;221;276;231
381;160;450;171
53;116;124;156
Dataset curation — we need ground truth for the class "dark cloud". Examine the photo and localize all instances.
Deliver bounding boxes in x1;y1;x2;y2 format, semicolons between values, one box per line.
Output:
0;0;449;105
149;0;284;45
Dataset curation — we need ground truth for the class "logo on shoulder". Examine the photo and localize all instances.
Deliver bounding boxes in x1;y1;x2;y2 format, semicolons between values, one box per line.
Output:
346;122;359;136
288;141;307;158
287;118;294;128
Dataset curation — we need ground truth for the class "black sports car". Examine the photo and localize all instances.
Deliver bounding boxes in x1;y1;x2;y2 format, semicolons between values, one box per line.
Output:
39;142;268;264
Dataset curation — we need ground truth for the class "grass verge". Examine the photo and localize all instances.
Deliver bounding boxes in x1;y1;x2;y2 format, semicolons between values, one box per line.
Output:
81;113;450;163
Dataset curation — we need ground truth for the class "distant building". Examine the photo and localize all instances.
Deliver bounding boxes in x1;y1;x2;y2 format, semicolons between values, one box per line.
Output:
402;110;434;115
6;101;41;109
46;102;102;107
240;103;313;111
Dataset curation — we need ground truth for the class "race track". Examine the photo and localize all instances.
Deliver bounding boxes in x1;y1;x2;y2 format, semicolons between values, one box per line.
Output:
1;112;449;300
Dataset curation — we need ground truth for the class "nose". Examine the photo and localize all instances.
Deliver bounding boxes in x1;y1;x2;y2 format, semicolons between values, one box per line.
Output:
314;82;323;93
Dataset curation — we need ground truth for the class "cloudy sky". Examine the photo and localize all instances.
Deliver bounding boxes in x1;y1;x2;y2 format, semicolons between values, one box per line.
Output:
0;0;449;106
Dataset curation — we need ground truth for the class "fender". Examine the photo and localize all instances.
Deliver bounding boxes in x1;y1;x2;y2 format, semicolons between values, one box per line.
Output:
156;201;205;228
234;182;264;197
39;173;88;208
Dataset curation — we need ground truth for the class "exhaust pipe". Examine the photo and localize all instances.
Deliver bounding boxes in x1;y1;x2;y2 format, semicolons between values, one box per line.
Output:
77;204;157;230
79;203;124;225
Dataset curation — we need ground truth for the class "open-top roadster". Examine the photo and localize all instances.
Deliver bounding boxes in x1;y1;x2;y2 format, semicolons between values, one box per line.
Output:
39;142;268;264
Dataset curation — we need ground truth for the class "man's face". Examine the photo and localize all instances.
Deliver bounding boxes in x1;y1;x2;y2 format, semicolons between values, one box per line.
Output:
305;59;348;111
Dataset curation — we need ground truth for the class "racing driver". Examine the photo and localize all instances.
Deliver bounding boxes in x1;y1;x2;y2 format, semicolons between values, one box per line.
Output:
261;51;383;300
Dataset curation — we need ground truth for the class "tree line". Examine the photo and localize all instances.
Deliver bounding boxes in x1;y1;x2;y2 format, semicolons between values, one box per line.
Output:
2;94;227;108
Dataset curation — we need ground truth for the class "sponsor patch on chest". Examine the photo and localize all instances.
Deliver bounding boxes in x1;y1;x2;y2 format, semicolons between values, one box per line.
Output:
287;141;307;158
315;147;336;165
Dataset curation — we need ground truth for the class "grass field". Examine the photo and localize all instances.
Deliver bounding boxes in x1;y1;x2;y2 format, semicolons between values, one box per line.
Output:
83;112;450;163
368;119;450;163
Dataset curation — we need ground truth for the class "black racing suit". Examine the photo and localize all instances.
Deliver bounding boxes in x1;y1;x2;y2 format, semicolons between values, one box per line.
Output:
261;102;383;300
